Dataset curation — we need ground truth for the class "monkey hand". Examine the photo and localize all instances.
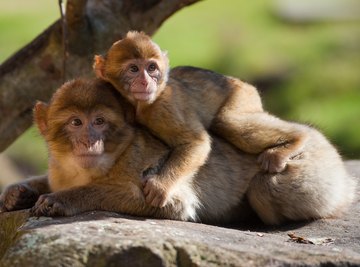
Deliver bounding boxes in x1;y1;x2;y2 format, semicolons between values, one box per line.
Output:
142;175;171;208
258;148;288;173
0;183;39;212
31;193;70;217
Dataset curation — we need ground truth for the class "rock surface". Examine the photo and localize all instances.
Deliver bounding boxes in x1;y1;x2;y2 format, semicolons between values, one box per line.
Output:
0;161;359;267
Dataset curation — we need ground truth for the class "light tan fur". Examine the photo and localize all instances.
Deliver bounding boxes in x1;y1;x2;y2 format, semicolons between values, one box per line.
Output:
93;31;318;208
0;79;356;225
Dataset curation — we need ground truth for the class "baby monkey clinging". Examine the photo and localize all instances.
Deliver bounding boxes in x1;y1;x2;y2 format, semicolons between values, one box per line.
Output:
94;32;337;209
0;78;355;225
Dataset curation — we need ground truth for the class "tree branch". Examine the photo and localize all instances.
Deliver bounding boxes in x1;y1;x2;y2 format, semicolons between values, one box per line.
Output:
0;0;200;152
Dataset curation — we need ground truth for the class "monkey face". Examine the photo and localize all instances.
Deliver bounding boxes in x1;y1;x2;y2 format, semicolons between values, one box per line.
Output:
34;79;133;171
60;111;110;169
94;31;169;105
119;58;162;103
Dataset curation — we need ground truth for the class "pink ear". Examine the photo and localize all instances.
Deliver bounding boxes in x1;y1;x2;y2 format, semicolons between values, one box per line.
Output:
93;55;107;79
33;101;49;136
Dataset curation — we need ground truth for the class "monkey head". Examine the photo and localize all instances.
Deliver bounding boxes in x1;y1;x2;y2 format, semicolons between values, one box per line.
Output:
93;31;169;105
34;79;134;171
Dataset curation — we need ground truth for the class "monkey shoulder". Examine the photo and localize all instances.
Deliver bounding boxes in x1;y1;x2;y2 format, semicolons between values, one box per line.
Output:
170;66;232;92
171;66;221;79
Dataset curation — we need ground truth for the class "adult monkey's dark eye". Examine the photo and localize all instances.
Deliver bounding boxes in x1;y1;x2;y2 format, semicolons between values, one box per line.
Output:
148;63;157;72
94;117;105;125
71;118;82;127
130;65;139;72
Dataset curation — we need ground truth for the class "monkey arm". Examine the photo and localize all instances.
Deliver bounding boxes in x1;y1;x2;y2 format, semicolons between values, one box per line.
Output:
31;182;141;217
23;175;51;195
138;105;212;207
141;129;211;207
158;130;211;180
0;175;50;212
30;182;185;220
142;95;212;179
139;104;212;205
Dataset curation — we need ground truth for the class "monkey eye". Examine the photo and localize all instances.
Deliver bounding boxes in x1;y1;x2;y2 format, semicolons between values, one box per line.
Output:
148;63;157;72
94;117;105;126
70;118;82;127
129;65;139;73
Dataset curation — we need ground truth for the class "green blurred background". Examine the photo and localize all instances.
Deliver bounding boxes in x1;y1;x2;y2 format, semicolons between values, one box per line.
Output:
1;0;359;180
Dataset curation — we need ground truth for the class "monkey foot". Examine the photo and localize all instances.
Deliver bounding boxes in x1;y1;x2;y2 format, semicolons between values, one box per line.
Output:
142;176;170;208
258;148;287;173
0;184;39;212
31;194;69;217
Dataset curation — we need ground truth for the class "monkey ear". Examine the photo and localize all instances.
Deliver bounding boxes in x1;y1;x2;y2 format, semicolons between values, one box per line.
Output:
33;101;49;136
93;55;107;80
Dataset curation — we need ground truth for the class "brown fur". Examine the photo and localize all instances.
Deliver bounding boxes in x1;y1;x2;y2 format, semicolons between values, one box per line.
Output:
0;79;356;225
93;31;313;207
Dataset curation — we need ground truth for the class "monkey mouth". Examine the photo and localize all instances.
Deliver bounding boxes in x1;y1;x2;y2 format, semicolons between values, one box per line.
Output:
132;90;154;102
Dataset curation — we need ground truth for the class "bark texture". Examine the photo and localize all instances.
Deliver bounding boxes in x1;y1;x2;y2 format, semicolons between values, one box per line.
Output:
0;0;199;152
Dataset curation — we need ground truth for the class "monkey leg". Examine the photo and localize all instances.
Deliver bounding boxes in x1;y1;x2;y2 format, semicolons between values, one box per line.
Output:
246;173;285;225
0;175;50;212
246;157;355;225
211;81;308;173
246;170;314;225
212;110;309;173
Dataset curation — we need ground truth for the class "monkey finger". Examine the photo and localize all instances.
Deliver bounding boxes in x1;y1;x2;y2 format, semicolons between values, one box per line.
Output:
145;190;158;205
149;193;168;208
153;196;167;208
30;206;41;217
46;202;66;217
150;198;161;208
30;194;51;216
143;183;151;196
269;161;287;174
262;160;270;172
35;194;48;205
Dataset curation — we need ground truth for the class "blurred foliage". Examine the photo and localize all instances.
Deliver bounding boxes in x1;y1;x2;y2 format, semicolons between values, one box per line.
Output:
0;0;359;176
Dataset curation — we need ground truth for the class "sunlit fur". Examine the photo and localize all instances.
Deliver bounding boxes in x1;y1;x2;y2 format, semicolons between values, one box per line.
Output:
92;31;357;221
1;78;356;225
33;79;134;192
29;78;260;222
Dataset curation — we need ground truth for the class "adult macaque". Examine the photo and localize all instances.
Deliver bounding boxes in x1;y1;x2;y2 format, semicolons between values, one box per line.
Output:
0;79;256;223
0;79;355;225
94;31;311;207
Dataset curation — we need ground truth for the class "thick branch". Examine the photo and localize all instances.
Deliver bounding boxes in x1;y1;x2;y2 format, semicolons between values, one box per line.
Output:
0;0;200;152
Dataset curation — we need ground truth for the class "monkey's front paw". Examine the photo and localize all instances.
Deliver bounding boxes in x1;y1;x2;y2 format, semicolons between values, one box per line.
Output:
31;194;68;217
142;176;170;208
258;149;287;173
0;184;39;212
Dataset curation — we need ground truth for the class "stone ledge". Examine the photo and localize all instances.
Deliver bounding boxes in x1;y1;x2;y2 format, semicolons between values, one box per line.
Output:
0;161;359;267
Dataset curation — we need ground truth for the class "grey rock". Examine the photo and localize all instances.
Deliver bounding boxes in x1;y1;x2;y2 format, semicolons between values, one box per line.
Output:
0;161;359;267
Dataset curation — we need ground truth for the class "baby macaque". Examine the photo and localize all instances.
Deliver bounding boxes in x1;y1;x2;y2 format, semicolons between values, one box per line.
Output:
93;31;309;207
0;79;356;225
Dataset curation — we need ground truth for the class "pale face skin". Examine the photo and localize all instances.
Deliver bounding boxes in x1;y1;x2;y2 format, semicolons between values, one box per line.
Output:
65;112;107;169
121;58;162;103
